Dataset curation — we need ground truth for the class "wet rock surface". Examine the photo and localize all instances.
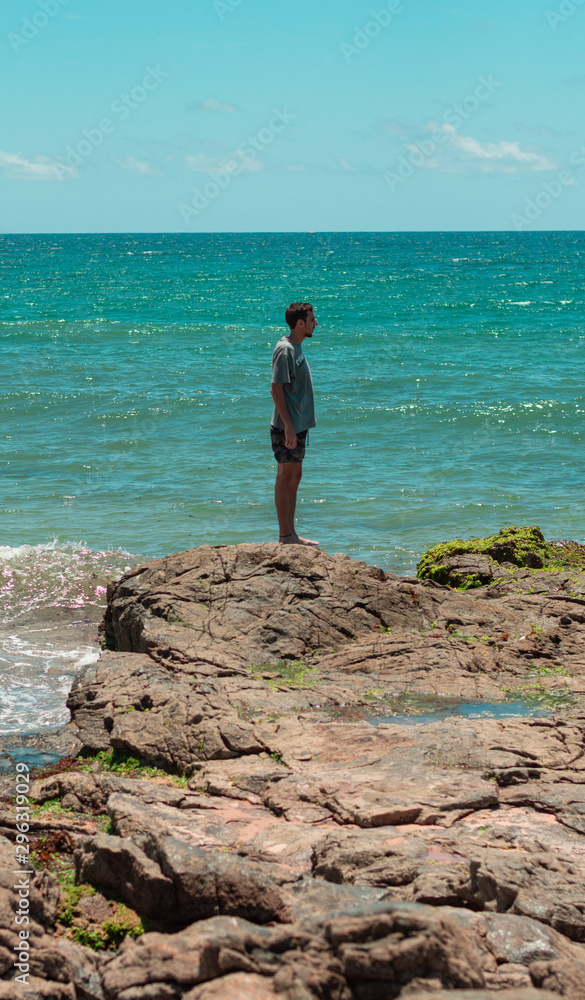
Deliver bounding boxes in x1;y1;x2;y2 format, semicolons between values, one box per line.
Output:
3;542;585;997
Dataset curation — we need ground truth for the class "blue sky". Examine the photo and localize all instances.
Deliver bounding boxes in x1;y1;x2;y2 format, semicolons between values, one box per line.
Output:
2;0;585;232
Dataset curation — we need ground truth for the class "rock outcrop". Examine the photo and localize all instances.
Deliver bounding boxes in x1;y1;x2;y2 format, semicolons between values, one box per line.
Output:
3;539;585;997
416;524;585;590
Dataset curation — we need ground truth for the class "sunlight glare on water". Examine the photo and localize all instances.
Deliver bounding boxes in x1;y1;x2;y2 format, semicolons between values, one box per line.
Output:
1;231;584;733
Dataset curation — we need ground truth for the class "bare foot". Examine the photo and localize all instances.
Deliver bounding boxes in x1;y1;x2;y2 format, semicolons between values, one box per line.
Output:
279;533;320;546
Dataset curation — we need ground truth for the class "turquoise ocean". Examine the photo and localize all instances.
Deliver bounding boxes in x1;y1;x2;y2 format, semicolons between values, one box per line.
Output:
1;230;584;737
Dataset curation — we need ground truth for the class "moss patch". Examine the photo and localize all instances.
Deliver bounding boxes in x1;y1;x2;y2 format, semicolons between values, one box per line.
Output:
504;683;578;712
57;882;145;950
417;525;585;589
31;835;146;951
248;659;320;689
77;748;189;786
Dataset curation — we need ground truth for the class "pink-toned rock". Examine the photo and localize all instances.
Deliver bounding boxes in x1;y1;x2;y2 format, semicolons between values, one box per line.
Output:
10;542;585;997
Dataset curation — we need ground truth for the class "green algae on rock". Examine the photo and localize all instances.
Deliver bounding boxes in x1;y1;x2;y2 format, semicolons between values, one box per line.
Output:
417;525;585;589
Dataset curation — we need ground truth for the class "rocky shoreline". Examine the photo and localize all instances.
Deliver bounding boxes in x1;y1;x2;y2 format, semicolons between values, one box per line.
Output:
2;534;585;998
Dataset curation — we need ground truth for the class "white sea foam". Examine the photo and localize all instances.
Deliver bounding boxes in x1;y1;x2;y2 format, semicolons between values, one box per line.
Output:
0;542;135;735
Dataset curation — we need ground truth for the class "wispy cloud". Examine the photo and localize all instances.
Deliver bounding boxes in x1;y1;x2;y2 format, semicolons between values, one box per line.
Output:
380;117;558;174
0;151;75;181
116;156;159;175
185;96;239;113
442;126;556;170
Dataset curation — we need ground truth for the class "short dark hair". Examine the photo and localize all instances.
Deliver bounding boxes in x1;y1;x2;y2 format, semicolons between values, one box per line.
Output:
285;302;313;330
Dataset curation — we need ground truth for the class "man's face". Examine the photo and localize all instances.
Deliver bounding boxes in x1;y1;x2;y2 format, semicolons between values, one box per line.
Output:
301;309;317;337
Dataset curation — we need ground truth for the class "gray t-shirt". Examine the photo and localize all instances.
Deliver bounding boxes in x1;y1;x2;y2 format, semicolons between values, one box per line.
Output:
271;337;316;433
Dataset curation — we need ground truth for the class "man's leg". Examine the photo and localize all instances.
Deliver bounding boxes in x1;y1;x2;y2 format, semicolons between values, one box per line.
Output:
275;462;318;545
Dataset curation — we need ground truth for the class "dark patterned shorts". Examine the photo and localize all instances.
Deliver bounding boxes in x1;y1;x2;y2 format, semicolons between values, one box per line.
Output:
270;426;308;463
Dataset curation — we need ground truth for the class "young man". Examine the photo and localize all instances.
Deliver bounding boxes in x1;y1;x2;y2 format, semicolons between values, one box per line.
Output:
270;302;318;545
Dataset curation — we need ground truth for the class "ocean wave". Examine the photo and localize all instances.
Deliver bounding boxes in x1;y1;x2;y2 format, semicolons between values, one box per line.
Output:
0;542;133;735
0;541;136;626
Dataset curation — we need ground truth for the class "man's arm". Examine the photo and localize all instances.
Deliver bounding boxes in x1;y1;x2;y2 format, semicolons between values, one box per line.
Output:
270;383;297;450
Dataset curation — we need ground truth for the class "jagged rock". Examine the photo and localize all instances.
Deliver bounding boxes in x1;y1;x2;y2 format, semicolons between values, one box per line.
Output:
324;905;485;993
68;545;585;780
501;779;585;835
401;992;556;1000
13;541;585;997
530;958;585;998
99;903;489;1000
183;974;280;999
101;916;307;1000
0;837;59;931
75;832;299;927
101;544;405;663
0;980;76;999
0;837;106;999
29;772;109;814
103;791;331;873
66;651;266;773
311;798;585;941
29;937;106;998
74;831;385;932
436;553;496;588
74;834;176;924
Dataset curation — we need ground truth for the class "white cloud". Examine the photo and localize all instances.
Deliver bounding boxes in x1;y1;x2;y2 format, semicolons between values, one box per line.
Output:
380;114;558;174
0;151;75;181
441;125;556;170
116;156;159;175
185;153;262;173
185;96;239;113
